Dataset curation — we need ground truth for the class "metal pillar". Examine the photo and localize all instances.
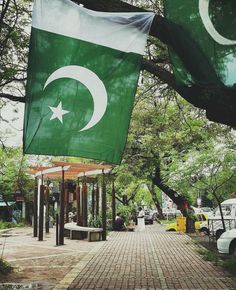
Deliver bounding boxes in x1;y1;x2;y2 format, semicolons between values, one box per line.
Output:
45;183;49;234
91;181;95;219
65;183;69;223
59;169;65;245
38;177;44;241
82;178;87;227
33;177;38;237
56;213;59;246
95;181;99;217
76;181;81;226
102;171;107;241
112;178;116;230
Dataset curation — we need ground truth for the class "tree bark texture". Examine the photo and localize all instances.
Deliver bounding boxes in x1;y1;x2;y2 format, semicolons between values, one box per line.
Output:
152;165;188;217
147;183;164;219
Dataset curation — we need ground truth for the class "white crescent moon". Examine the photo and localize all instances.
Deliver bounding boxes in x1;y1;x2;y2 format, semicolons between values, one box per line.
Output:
199;0;236;45
43;65;108;132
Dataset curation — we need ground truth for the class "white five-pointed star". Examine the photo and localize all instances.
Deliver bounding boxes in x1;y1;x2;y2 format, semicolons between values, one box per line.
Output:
49;101;70;124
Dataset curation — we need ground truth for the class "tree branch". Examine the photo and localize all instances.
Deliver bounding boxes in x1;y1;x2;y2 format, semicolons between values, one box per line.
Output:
0;93;25;103
1;0;235;127
73;0;236;127
152;165;188;210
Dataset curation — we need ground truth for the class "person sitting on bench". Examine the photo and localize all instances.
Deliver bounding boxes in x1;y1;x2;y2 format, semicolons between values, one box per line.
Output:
114;213;126;231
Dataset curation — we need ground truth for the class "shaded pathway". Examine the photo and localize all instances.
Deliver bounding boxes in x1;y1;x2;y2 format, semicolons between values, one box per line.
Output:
0;227;105;289
55;224;236;290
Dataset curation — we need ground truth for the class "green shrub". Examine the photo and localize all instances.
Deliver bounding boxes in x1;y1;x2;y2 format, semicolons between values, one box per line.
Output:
198;248;220;265
116;204;136;223
0;221;14;230
88;216;102;228
0;258;13;275
222;255;236;275
0;220;28;230
16;222;27;228
196;248;207;255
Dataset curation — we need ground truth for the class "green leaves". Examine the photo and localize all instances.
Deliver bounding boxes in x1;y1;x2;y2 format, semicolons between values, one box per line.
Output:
121;51;235;207
0;147;33;197
168;146;236;206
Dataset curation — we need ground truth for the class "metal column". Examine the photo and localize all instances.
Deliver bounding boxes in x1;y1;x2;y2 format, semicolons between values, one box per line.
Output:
102;171;107;241
59;169;65;245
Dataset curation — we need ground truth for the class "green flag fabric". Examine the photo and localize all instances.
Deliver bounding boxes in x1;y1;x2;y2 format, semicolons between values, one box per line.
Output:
23;0;154;164
164;0;236;87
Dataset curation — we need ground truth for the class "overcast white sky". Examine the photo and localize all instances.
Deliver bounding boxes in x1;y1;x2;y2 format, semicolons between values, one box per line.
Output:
0;101;25;147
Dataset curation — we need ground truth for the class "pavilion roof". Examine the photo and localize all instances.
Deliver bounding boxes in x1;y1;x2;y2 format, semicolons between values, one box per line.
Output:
29;161;112;180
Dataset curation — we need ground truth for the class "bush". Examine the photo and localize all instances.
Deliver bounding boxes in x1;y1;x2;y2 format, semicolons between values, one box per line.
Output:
0;221;28;230
198;248;220;265
116;204;136;223
222;255;236;275
0;222;14;230
88;216;102;228
0;258;13;275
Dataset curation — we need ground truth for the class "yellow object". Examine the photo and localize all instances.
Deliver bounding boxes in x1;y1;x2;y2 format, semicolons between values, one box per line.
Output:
166;213;208;232
176;216;186;232
166;222;177;231
194;213;208;231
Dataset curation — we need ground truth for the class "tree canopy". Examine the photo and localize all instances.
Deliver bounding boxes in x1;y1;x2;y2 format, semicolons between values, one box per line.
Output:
0;0;235;215
1;0;236;130
1;0;236;127
0;147;33;200
72;0;236;127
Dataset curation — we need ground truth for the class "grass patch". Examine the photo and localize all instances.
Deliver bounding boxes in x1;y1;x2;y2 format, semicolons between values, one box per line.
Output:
196;248;207;255
0;222;14;230
0;258;13;275
222;255;236;275
0;221;28;230
197;243;236;276
197;248;220;265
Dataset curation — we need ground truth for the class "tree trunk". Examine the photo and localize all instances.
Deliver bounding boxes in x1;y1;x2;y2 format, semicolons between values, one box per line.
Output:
213;192;226;232
152;165;196;233
152;166;189;216
147;183;164;219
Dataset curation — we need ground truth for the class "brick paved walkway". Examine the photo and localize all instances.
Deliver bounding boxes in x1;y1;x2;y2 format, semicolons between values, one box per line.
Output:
55;224;236;290
0;227;105;289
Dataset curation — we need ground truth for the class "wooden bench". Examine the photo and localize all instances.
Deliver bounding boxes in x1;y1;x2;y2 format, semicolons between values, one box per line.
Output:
64;223;103;242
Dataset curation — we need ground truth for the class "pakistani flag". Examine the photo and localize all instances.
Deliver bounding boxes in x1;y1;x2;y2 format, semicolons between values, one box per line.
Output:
164;0;236;87
23;0;154;164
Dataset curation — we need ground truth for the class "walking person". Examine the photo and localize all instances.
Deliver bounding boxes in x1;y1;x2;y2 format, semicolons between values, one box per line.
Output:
136;207;145;231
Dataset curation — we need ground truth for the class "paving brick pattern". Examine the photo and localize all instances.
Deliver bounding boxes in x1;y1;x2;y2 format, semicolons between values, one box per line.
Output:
67;225;236;290
0;227;104;289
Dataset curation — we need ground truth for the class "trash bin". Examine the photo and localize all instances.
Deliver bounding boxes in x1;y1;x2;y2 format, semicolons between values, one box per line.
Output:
176;216;186;232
